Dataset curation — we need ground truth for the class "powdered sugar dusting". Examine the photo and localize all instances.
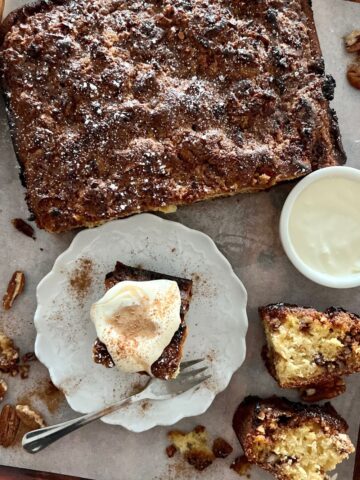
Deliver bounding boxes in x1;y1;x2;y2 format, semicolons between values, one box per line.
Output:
1;0;343;231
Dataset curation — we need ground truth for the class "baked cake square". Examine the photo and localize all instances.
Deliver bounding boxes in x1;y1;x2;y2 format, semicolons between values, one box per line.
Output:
0;0;345;232
259;303;360;389
93;261;192;380
233;396;354;480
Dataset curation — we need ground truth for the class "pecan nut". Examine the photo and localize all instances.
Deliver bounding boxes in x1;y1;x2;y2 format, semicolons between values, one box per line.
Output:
0;333;19;373
0;405;20;447
3;271;25;310
15;404;46;430
345;30;360;53
347;62;360;90
0;379;7;402
11;218;36;239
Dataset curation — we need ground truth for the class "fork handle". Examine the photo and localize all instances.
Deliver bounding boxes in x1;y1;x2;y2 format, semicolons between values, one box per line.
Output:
22;393;142;454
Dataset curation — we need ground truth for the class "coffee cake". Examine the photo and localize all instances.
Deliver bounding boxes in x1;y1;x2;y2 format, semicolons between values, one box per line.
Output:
93;261;192;380
0;0;345;232
233;396;354;480
260;303;360;389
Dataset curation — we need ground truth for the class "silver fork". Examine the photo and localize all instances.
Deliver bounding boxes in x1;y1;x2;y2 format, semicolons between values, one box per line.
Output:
22;359;209;454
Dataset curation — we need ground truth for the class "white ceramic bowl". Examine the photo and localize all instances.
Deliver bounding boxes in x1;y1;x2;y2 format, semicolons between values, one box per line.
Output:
34;214;248;431
280;166;360;289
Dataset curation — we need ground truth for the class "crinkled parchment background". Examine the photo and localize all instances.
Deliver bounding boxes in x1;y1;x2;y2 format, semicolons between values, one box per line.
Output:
0;0;359;478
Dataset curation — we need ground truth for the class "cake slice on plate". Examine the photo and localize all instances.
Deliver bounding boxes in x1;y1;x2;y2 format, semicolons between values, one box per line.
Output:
92;261;192;380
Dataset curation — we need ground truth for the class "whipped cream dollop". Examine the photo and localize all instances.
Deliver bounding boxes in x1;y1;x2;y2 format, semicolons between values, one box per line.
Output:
90;280;181;375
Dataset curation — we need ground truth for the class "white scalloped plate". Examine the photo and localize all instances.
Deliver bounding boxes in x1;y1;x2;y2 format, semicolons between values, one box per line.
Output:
34;214;248;432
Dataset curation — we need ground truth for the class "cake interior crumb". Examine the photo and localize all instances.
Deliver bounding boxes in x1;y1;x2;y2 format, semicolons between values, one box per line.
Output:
253;422;354;480
168;425;215;471
264;312;360;386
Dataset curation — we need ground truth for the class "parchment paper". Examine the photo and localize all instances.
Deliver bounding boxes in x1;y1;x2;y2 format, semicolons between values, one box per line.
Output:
0;1;359;479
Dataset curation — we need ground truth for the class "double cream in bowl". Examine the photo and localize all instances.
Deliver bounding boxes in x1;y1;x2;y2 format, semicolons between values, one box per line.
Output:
280;166;360;288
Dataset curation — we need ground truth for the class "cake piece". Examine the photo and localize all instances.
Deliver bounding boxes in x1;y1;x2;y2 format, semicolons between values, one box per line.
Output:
93;261;192;380
233;396;354;480
167;425;215;471
0;0;345;232
259;304;360;389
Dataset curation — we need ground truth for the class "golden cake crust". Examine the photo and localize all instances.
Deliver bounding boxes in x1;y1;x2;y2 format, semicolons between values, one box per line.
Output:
0;0;345;232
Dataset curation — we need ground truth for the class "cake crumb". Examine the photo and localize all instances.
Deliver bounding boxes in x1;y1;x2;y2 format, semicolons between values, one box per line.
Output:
166;444;177;458
230;455;252;477
168;425;215;471
212;437;233;458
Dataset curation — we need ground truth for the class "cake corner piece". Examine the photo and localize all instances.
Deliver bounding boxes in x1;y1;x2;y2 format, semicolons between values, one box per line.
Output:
233;395;354;480
259;303;360;391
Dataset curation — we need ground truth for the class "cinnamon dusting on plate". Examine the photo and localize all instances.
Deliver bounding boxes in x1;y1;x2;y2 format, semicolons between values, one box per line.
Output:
69;258;93;299
18;379;65;414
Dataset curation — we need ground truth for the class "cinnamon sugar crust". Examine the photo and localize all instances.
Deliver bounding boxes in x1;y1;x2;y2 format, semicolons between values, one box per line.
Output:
0;0;345;232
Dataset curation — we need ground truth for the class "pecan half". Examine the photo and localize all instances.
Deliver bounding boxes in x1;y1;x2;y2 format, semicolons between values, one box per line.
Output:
0;379;7;402
345;30;360;53
12;218;36;239
15;405;46;430
0;333;19;373
0;405;20;447
3;271;25;310
347;62;360;90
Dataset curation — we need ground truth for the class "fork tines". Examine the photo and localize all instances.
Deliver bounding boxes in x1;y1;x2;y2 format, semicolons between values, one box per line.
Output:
180;358;205;371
